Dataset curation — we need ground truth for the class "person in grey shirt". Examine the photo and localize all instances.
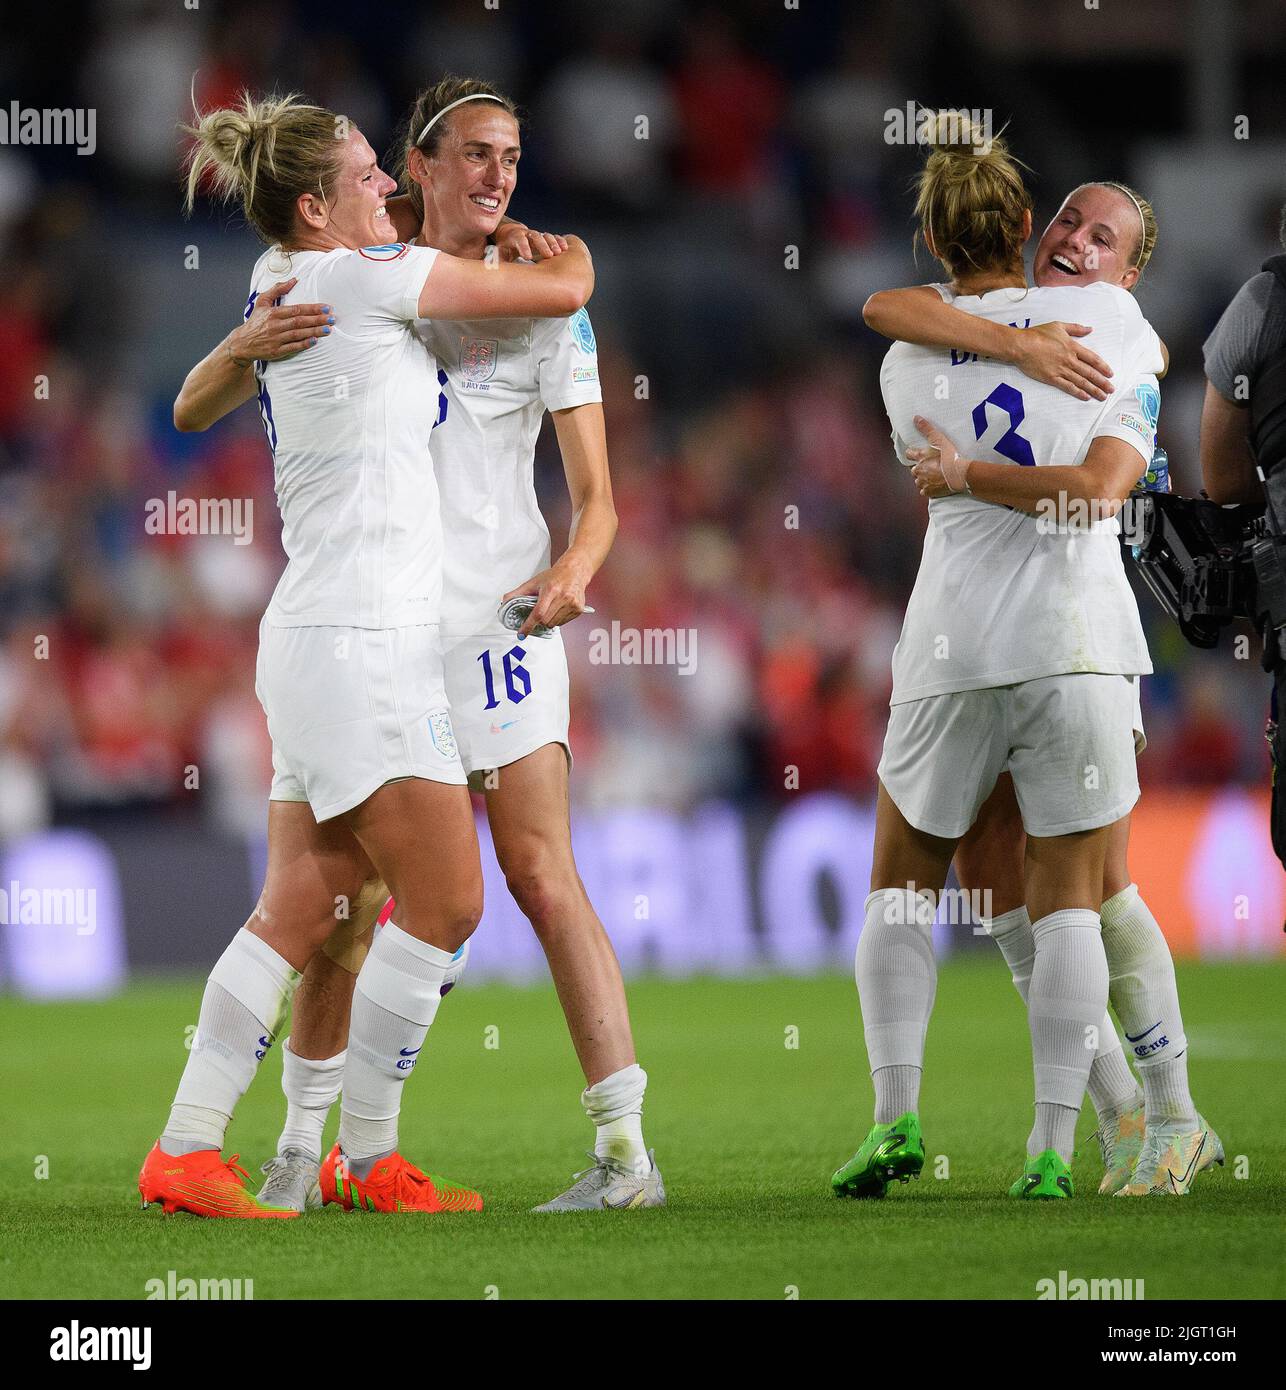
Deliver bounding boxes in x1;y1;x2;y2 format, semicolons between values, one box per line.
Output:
1201;223;1286;502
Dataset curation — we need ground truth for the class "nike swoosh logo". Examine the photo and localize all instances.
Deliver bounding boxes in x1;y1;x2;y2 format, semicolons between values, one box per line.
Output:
1124;1022;1161;1043
1169;1135;1206;1193
398;1046;422;1057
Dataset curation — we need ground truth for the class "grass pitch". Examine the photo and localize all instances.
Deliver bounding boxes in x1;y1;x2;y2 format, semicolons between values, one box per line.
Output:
1;958;1283;1301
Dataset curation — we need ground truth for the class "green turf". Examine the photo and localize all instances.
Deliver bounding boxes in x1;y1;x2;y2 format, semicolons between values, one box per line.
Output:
1;959;1283;1300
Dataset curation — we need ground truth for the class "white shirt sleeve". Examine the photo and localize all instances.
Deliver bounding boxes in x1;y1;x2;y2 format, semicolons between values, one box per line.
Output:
313;244;439;325
534;307;603;412
1079;287;1163;466
1092;371;1160;467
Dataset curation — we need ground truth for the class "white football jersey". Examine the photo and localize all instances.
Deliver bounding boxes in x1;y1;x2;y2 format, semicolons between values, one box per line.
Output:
247;242;442;629
879;282;1162;704
415;305;602;636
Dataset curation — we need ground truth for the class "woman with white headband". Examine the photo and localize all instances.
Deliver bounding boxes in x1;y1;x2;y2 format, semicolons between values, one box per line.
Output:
857;176;1222;1198
170;79;663;1215
287;76;662;1215
141;91;596;1220
830;117;1170;1204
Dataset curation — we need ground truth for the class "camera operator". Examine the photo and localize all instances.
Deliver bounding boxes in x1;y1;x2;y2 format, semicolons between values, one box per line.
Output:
1199;217;1286;865
1200;217;1286;503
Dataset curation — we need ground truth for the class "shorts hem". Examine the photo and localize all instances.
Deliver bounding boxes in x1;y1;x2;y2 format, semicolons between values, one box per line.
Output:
1021;792;1140;839
880;778;973;840
310;766;469;822
463;733;572;785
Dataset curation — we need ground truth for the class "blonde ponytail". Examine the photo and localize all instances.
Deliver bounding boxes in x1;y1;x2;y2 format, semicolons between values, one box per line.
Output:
183;91;346;245
913;111;1032;279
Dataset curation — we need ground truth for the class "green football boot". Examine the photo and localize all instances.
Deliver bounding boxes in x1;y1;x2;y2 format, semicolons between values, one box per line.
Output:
1009;1148;1074;1199
831;1113;924;1199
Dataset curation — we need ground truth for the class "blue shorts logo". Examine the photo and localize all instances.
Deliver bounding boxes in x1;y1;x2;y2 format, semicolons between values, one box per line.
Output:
568;307;596;354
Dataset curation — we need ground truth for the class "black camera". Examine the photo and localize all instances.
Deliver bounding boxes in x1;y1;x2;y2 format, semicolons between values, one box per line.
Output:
1122;490;1268;650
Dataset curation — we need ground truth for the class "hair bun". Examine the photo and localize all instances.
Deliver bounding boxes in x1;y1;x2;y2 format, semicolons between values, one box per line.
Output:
919;108;997;158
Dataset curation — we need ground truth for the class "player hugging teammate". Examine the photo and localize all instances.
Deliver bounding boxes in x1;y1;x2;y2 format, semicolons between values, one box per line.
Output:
140;84;662;1218
831;114;1223;1202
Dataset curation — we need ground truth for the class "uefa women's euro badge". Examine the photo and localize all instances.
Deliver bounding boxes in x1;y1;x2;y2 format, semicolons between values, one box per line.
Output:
568;307;596;354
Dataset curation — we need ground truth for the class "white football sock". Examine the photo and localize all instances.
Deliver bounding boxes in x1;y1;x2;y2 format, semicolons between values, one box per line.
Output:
583;1064;649;1175
856;888;937;1123
277;1039;345;1162
338;923;467;1174
162;929;300;1155
983;904;1138;1122
1026;909;1109;1162
1101;884;1197;1128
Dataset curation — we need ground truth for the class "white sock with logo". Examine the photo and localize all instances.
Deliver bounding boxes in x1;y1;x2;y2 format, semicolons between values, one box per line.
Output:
1026;909;1109;1162
583;1064;649;1175
337;923;467;1177
277;1039;345;1162
1102;884;1196;1128
983;905;1140;1123
162;929;300;1155
856;889;937;1123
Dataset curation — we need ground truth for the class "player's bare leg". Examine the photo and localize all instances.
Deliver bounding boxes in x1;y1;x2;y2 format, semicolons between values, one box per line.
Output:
834;782;955;1198
957;777;1143;1191
487;745;635;1084
486;744;662;1210
140;801;375;1218
313;778;484;1211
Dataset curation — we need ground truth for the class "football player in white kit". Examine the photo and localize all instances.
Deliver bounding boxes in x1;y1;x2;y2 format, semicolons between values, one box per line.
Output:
830;116;1167;1201
139;92;595;1219
862;182;1223;1196
172;81;663;1213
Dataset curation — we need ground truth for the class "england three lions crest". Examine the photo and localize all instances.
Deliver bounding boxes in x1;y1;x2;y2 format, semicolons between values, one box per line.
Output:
459;337;498;384
428;710;458;761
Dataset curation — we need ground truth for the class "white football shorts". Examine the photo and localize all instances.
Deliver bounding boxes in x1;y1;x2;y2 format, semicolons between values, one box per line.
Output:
878;672;1142;839
441;626;571;786
256;620;466;821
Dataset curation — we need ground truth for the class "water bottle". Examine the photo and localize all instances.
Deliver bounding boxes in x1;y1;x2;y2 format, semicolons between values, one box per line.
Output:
1141;445;1170;493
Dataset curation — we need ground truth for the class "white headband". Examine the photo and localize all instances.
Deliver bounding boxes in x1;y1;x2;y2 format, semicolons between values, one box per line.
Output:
1097;182;1148;267
417;93;505;145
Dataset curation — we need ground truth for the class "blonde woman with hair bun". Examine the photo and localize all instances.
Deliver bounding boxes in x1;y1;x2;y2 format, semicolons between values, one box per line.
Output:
175;76;665;1216
830;113;1180;1204
141;91;597;1220
862;144;1222;1200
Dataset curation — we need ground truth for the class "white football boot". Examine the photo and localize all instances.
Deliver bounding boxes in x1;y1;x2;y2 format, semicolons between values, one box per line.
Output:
532;1151;666;1212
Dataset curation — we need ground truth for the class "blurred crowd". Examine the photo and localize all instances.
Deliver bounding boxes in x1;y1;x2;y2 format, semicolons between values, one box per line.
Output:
1;0;1282;837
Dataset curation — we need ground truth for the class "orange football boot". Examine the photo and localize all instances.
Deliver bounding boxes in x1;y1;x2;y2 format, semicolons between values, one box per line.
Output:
319;1143;483;1212
138;1142;298;1219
